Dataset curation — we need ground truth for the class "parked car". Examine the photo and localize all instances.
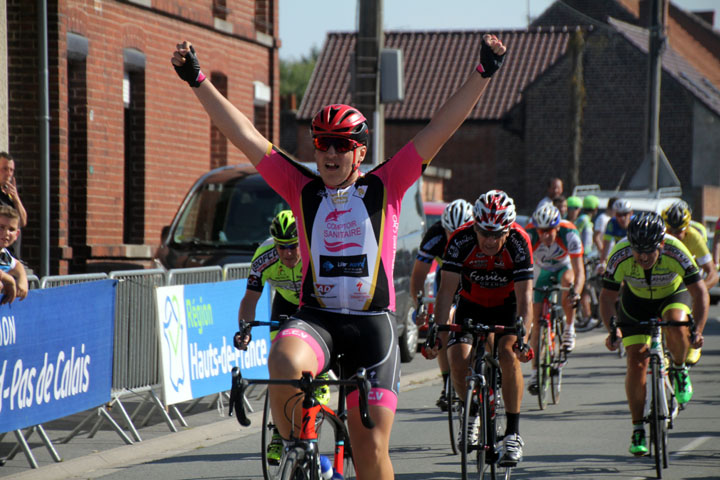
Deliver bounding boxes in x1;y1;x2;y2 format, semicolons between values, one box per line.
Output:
155;163;426;362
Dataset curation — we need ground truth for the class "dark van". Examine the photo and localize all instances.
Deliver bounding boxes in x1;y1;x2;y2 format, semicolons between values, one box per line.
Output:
155;163;426;362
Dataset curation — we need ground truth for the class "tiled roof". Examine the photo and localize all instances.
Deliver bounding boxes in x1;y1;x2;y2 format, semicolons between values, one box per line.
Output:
297;29;573;121
609;17;720;116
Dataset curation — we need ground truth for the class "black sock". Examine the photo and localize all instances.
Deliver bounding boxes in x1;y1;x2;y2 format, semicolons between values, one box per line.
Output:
505;412;520;436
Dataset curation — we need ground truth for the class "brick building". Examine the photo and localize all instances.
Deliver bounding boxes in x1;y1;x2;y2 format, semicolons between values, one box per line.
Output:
6;0;279;274
297;0;720;217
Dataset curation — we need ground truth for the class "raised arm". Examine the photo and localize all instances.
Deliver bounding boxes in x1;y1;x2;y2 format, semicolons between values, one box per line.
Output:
172;42;269;166
412;34;506;160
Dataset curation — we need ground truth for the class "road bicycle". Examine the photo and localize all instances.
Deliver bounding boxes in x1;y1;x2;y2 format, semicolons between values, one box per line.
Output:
425;316;528;480
610;315;695;479
229;322;374;480
533;284;572;410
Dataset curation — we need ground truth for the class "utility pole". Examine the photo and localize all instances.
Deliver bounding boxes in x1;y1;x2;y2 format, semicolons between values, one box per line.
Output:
646;0;666;192
354;0;383;165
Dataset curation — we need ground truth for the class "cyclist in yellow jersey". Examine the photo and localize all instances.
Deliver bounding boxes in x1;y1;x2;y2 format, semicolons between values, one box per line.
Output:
662;202;718;366
599;213;708;456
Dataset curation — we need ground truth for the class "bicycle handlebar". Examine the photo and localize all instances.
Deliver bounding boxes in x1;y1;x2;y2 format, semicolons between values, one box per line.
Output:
229;367;376;429
610;315;697;343
234;319;281;350
424;316;530;353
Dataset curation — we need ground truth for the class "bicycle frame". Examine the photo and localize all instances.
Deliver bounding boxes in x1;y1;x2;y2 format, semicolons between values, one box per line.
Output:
429;317;525;480
533;285;568;409
230;367;374;480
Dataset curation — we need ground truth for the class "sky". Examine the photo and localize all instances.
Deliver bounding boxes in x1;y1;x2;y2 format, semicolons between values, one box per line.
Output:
278;0;719;60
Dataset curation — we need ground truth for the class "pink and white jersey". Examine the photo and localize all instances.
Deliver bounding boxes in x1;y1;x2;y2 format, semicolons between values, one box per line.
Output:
256;142;427;313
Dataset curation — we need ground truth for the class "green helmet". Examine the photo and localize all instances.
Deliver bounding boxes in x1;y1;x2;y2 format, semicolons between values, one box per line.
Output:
270;210;298;245
567;196;582;209
582;195;599;210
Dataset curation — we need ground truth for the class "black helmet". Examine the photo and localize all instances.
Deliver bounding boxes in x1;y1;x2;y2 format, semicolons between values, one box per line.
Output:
627;212;666;253
269;210;298;245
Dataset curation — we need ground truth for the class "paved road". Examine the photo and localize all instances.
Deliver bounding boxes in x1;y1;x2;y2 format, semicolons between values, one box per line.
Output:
3;309;720;479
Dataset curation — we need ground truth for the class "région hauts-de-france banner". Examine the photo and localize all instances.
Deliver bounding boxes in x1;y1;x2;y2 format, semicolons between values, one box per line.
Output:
156;279;271;405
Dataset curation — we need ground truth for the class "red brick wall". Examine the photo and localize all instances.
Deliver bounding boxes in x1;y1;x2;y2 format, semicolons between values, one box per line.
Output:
7;0;278;274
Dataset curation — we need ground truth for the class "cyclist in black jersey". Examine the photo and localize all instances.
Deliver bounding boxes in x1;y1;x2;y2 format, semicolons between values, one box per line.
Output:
410;199;473;411
173;34;507;480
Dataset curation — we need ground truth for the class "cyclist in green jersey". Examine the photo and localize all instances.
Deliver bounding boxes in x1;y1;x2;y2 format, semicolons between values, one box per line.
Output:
237;210;329;464
599;213;708;456
662;202;717;366
575;195;600;329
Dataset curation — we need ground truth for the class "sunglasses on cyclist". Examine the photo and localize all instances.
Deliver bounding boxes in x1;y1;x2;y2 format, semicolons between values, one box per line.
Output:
630;245;659;254
313;136;362;154
537;227;556;234
473;224;506;238
276;243;299;250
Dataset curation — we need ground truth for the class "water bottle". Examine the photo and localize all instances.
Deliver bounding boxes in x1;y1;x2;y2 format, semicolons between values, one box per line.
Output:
319;455;333;480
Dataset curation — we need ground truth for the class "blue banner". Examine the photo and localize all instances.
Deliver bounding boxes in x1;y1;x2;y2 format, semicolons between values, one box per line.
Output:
156;279;271;405
0;280;116;433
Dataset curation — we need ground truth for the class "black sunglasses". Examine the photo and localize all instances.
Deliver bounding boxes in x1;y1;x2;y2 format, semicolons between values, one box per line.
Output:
473;224;506;238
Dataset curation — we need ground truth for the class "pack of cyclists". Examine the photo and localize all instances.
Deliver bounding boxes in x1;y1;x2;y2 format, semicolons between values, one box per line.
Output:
172;30;713;476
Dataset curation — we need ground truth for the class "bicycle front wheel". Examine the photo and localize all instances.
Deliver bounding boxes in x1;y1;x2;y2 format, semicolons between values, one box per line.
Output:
279;447;312;480
447;376;463;455
650;360;664;479
537;322;551;410
551;316;564;405
461;375;486;480
261;390;282;480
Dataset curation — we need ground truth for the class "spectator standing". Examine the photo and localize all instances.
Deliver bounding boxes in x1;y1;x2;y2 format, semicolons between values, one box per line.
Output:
536;177;563;211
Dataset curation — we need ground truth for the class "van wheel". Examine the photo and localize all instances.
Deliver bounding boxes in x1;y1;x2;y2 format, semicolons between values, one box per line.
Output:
399;307;418;363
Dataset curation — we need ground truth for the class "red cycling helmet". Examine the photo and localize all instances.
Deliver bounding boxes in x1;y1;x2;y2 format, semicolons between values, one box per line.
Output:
311;104;369;144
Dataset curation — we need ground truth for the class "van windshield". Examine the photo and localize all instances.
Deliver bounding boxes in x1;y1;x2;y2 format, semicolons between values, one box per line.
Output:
171;174;289;250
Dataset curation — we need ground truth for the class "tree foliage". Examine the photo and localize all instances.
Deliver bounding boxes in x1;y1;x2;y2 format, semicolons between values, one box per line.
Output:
280;47;319;105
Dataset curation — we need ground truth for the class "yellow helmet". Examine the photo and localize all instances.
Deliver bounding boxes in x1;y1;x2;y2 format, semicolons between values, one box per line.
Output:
661;201;690;231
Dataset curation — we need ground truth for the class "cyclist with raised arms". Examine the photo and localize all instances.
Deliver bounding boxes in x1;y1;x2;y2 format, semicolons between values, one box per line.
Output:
661;201;717;366
599;212;708;456
172;34;507;480
525;203;584;393
410;198;474;411
424;190;534;466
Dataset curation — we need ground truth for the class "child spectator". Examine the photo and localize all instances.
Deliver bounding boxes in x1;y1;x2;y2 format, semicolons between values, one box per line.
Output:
0;205;28;303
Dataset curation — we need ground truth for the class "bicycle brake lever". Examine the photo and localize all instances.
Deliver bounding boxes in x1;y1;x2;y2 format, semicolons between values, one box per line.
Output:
229;367;251;426
355;368;375;429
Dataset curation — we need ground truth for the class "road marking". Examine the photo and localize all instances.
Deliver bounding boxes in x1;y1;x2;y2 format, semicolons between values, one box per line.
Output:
671;435;711;457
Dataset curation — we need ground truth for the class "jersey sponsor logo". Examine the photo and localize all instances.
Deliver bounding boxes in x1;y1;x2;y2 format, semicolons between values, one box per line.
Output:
315;283;335;295
368;390;384;401
422;234;444;252
330;190;350;205
279;328;309;339
251;248;278;272
325;240;362;252
469;270;510;287
663;243;696;271
354;185;368;198
509;233;529;261
606;246;633;274
247;276;261;287
325;208;352;222
319;254;369;277
447;244;460;258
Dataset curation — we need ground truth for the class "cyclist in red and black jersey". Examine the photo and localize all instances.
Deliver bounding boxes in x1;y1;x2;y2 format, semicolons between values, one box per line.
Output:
424;190;534;466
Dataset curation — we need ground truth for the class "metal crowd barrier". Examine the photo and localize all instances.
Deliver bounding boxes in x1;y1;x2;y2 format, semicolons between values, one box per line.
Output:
3;264;251;469
223;262;252;280
167;265;223;285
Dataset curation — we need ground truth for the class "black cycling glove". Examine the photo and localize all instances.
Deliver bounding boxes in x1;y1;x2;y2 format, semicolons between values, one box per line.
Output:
477;37;506;78
174;45;206;88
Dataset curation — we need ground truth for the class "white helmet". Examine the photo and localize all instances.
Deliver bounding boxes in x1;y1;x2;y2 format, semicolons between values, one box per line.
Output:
613;199;632;214
441;199;474;231
473;190;517;232
532;203;561;229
